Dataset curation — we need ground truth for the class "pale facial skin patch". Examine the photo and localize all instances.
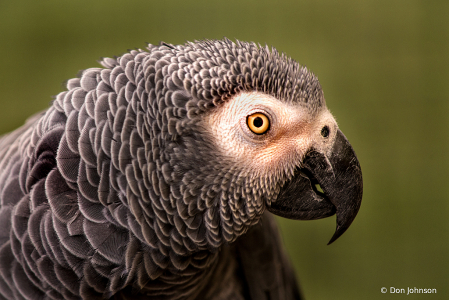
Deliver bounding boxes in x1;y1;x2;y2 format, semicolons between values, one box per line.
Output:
203;91;339;179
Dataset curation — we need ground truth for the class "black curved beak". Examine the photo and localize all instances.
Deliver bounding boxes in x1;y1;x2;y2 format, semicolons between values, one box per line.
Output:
268;129;363;244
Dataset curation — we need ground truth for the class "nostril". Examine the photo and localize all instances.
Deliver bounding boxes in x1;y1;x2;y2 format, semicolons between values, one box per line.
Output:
321;126;329;138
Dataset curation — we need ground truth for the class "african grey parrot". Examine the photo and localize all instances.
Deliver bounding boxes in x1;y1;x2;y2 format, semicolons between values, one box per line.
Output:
0;38;362;299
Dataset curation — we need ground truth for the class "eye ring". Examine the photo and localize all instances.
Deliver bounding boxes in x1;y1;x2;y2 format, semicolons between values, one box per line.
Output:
247;113;270;135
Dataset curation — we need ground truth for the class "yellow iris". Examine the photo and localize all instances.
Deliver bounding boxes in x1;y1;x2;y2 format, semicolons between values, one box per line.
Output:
247;113;270;135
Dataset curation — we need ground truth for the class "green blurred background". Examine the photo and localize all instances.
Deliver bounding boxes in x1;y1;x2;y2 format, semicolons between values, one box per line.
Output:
0;1;448;299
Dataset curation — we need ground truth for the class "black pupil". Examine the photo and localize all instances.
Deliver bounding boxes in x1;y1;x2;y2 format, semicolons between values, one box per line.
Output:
321;126;329;138
253;117;263;128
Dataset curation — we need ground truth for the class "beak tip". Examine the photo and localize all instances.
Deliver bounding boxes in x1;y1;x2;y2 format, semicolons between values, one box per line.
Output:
327;227;344;245
327;206;360;245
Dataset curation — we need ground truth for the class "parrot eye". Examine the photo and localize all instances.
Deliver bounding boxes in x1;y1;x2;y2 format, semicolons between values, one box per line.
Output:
321;126;330;138
247;113;270;135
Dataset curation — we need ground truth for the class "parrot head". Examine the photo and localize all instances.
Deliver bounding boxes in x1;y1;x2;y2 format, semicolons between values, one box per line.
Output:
139;39;362;248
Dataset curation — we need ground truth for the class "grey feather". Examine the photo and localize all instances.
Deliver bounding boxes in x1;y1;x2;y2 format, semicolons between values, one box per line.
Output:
0;38;333;299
